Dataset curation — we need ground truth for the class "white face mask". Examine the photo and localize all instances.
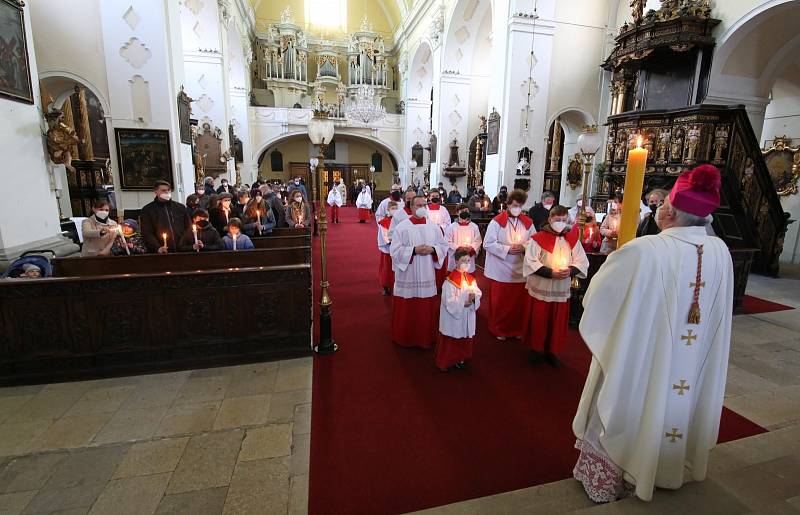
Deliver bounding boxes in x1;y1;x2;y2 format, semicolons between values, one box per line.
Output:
159;192;172;201
610;202;619;211
95;210;109;220
294;197;302;203
577;200;583;207
551;221;567;233
415;207;427;218
543;202;553;211
458;262;470;272
509;206;522;217
387;209;396;217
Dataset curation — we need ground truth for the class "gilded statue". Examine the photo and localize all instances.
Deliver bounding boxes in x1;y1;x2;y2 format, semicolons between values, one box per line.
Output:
614;131;627;162
670;129;685;162
712;125;729;164
686;125;701;164
630;0;645;24
448;138;460;167
428;131;437;163
479;115;487;133
657;128;671;164
605;130;615;164
44;109;80;172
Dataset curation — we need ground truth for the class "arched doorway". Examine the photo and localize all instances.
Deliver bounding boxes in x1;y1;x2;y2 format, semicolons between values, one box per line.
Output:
542;109;595;207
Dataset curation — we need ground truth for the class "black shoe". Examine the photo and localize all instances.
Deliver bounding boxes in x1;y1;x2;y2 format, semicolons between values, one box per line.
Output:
529;350;544;366
455;361;467;370
382;287;391;296
545;353;561;368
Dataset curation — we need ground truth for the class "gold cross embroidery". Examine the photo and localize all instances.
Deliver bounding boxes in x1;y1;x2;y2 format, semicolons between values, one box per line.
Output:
665;428;683;443
690;280;706;289
672;380;690;395
681;330;697;346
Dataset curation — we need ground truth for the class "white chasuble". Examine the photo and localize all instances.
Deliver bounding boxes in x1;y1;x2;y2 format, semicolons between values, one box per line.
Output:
573;226;733;501
444;221;482;272
390;217;448;299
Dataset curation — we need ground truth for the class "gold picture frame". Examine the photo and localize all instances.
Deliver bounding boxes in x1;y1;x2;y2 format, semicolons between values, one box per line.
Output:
762;136;800;196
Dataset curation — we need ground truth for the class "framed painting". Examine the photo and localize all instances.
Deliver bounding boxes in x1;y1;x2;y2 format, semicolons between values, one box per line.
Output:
115;128;174;190
0;0;33;104
177;87;192;144
487;108;500;155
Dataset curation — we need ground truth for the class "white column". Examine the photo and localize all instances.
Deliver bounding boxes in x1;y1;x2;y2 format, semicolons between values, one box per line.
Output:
404;99;431;186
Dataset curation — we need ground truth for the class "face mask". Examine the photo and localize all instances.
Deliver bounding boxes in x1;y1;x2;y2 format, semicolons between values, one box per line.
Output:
221;182;228;187
387;209;396;217
415;207;427;218
197;220;210;228
477;189;484;195
295;180;300;185
95;210;109;220
577;200;583;207
391;191;401;200
509;206;522;217
610;202;619;211
459;211;470;220
649;203;658;214
551;221;567;233
294;197;302;203
430;197;440;204
159;192;172;201
196;190;204;196
543;202;553;210
458;263;470;272
499;191;507;198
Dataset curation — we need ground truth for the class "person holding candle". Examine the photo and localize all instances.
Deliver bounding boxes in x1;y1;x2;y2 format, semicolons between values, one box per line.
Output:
483;189;537;341
435;247;482;372
242;198;275;237
287;191;311;228
390;195;448;349
522;205;589;367
178;209;222;252
327;181;344;224
80;200;119;257
141;180;192;254
572;207;602;254
377;201;398;296
210;193;234;237
232;190;250;219
222;218;255;250
600;195;622;254
572;165;733;503
491;186;509;215
467;185;491;217
356;183;373;223
444;203;482;273
111;219;147;256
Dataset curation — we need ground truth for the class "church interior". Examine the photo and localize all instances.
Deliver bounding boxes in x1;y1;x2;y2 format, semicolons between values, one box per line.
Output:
0;0;799;513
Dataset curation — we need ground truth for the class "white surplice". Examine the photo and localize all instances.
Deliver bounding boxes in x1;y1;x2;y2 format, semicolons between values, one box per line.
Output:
426;204;451;233
390;217;448;299
523;233;589;302
388;206;413;240
377;219;391;254
573;226;733;502
375;197;404;223
327;188;343;207
444;221;482;272
439;275;482;338
483;217;537;282
356;187;373;209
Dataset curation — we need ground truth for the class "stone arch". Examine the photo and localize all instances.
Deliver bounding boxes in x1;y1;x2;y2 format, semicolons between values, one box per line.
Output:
543;108;596;207
408;40;433;101
39;70;110;115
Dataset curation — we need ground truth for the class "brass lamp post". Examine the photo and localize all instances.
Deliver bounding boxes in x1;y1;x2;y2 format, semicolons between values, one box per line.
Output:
308;111;337;355
573;125;602;289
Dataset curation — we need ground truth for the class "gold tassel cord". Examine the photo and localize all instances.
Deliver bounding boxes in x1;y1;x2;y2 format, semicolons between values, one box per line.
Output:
688;244;704;324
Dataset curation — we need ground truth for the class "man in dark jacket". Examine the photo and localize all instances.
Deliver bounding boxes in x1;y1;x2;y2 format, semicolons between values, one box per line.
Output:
179;209;222;252
528;191;556;231
216;178;235;196
140;180;192;253
260;185;287;227
203;176;215;196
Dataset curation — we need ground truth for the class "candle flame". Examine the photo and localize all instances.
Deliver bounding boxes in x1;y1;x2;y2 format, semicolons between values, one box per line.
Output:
192;224;197;231
162;233;167;239
636;135;643;148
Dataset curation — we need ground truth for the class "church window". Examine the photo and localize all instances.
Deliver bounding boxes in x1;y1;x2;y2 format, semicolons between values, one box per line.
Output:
305;0;346;32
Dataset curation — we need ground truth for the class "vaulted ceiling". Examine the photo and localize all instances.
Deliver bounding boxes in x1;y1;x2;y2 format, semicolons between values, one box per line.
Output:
250;0;408;36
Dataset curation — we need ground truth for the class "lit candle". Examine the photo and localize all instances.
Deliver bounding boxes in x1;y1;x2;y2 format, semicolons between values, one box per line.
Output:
256;210;261;235
232;233;237;251
162;232;168;252
192;224;199;252
618;136;648;248
118;225;130;255
225;210;229;225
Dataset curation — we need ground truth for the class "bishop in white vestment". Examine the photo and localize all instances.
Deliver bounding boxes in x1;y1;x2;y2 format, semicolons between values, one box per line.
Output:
390;197;448;349
572;165;733;502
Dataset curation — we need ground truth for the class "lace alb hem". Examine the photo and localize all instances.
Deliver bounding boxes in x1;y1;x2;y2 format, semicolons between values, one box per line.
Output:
573;438;634;503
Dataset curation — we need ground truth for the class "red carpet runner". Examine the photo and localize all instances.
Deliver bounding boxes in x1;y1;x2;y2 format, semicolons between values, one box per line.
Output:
309;207;768;515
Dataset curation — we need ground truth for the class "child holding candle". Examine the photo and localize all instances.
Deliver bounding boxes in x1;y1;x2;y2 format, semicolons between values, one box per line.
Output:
444;203;482;273
435;248;482;372
222;218;255;250
111;219;147;256
522;205;589;367
572;207;602;253
377;201;397;296
178;209;223;252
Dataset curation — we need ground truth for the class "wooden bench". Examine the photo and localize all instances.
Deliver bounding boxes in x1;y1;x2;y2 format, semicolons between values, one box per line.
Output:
0;245;313;385
252;235;310;250
270;227;312;237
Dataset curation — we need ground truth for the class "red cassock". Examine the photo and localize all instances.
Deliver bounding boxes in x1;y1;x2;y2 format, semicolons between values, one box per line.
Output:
435;334;474;370
487;280;531;338
330;205;340;222
377;218;394;289
358;208;370;221
392;296;439;349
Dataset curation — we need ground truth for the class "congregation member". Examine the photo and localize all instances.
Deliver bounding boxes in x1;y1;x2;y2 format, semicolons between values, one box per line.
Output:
287;176;308;200
447;187;462;204
356;183;373;223
233;190;250;219
111;219;147;256
599;196;622;254
491;186;509;214
210;192;233;236
203;176;215;196
574;207;602;253
140;180;192;254
436;181;447;198
573;165;733;503
261;185;287;227
444;203;482;272
287;190;312;228
567;195;584;225
81;200;119;257
327;182;343;224
436;247;482;372
522;205;589;367
377;201;397;296
483;189;536;340
390;195;448;349
190;183;210;210
216;178;235;196
468;185;492;217
178;209;222;252
242;197;275;236
375;183;403;221
637;188;668;237
223;218;255;250
185;193;200;218
528;191;556;231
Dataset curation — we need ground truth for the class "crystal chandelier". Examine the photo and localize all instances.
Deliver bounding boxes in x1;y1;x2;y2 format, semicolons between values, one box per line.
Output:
346;85;387;126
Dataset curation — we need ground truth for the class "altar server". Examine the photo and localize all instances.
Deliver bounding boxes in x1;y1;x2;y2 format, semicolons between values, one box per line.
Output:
573;165;733;503
327;182;343;224
388;189;417;239
435;248;482;371
356;183;373;223
427;189;451;289
483;189;536;340
522;205;589;367
377;201;398;295
376;183;403;221
444;203;482;272
390;195;448;349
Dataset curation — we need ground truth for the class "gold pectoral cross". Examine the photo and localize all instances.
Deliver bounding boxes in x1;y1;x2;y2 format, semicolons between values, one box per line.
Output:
681;330;697;346
665;428;683;443
672;380;690;396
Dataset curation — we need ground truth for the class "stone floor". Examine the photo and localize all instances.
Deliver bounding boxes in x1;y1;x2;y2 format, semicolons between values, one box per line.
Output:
415;272;800;514
1;273;799;515
0;358;311;514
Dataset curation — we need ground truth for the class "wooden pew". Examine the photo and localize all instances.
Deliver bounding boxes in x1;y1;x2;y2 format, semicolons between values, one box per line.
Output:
252;235;310;250
270;227;311;237
0;245;313;385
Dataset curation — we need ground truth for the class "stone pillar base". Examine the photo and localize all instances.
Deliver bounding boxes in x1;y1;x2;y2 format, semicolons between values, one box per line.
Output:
0;234;80;271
